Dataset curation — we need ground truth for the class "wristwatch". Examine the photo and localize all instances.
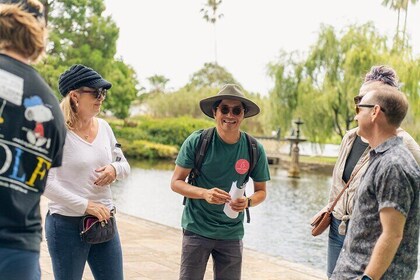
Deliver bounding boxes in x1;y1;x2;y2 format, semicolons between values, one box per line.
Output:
361;275;373;280
247;197;252;208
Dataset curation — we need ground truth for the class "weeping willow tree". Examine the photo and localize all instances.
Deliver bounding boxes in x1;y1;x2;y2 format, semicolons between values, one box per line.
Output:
268;22;420;142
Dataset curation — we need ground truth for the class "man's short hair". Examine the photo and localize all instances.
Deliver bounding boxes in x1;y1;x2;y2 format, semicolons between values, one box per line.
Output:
367;81;408;127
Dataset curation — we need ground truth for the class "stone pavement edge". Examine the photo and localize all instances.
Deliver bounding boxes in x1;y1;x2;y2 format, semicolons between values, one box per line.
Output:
39;197;327;280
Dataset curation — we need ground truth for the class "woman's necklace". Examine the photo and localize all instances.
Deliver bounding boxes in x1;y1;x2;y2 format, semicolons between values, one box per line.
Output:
74;126;91;140
74;119;97;141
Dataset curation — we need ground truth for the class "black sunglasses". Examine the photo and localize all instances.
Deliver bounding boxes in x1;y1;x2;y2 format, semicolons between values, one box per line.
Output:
355;104;386;114
217;105;244;116
78;88;107;100
353;95;363;105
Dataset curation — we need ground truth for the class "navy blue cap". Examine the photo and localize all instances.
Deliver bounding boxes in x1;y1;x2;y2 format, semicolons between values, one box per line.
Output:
58;64;112;97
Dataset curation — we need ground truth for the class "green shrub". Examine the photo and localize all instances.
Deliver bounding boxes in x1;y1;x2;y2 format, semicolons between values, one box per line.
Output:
138;116;213;147
108;116;214;159
122;139;178;159
110;116;213;147
111;125;149;141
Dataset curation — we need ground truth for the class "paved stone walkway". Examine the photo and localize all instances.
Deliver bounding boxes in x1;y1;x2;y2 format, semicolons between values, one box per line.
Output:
39;197;326;280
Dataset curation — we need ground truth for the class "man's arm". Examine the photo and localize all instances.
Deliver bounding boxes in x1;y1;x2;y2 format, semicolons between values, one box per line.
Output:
170;165;230;204
249;181;267;207
363;207;406;279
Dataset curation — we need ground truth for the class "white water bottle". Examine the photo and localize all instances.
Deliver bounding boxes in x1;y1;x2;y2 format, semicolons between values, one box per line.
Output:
223;181;245;219
113;143;123;162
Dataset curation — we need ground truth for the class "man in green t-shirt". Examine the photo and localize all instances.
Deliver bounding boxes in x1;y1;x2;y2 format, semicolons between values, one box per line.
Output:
171;84;270;279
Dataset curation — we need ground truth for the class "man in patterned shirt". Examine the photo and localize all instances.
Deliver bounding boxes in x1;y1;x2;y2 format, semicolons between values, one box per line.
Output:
331;82;420;280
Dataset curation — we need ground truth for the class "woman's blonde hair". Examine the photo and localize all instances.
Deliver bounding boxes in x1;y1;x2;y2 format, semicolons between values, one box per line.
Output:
60;94;79;130
0;0;47;62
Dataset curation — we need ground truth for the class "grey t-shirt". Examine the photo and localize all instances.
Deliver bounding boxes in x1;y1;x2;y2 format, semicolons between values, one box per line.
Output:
332;136;420;280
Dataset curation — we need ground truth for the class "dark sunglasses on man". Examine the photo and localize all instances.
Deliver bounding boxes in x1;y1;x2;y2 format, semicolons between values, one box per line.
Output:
355;104;386;114
353;95;386;114
78;88;107;100
217;105;245;116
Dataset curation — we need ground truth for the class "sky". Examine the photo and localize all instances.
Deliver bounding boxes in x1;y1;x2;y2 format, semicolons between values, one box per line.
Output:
104;0;420;95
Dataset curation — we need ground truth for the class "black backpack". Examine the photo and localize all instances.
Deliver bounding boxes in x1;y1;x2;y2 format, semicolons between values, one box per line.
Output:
184;127;259;223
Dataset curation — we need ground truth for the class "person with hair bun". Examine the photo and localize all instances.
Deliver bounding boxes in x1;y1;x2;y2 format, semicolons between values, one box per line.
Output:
363;65;399;87
0;1;66;279
43;64;130;280
321;65;420;278
331;74;419;280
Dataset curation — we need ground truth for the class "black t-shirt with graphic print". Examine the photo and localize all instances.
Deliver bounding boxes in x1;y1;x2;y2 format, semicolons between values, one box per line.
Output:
0;54;66;252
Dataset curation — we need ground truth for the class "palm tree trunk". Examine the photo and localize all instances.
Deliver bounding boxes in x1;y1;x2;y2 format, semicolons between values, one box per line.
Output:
396;8;400;40
403;5;408;48
213;23;218;64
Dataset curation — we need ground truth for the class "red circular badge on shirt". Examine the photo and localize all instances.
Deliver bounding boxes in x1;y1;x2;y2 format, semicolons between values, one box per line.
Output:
235;159;250;174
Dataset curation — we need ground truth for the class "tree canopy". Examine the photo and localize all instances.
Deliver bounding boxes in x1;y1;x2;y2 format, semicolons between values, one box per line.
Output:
36;0;138;118
187;62;240;89
268;22;420;142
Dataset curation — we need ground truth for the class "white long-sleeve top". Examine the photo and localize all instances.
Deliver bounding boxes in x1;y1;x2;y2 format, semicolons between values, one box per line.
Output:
44;118;130;216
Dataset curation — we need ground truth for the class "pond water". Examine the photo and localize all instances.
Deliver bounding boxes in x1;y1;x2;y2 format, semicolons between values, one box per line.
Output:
111;160;419;278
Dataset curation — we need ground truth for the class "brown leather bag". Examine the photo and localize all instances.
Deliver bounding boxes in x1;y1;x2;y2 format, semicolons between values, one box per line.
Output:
311;209;332;236
311;159;368;237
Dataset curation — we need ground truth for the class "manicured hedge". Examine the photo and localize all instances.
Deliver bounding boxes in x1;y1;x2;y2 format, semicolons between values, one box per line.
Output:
109;116;214;159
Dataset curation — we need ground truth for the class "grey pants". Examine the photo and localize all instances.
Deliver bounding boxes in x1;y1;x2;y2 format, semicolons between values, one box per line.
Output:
180;230;243;280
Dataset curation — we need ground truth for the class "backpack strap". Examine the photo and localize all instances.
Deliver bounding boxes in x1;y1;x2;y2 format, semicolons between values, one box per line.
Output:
183;129;259;224
244;132;258;184
243;132;259;223
184;127;215;205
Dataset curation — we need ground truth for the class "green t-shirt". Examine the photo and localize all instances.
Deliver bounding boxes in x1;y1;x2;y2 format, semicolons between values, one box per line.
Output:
175;129;270;240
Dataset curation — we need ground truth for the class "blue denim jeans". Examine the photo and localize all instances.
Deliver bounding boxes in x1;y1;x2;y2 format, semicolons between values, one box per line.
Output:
180;230;243;280
45;212;123;280
0;247;40;280
327;215;347;278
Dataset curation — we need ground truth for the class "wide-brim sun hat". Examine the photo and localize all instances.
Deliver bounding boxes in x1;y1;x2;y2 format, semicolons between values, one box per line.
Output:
58;64;112;97
199;84;260;118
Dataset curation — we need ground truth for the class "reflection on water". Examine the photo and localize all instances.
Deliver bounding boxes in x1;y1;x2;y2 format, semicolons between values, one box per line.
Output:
242;167;330;269
112;161;330;271
111;160;419;277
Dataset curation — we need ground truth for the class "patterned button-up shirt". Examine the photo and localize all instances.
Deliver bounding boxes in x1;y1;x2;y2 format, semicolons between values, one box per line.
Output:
329;128;420;221
331;136;420;280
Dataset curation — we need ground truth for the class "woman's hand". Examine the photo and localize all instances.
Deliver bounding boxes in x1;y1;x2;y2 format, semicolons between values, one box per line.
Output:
85;201;111;221
94;164;117;186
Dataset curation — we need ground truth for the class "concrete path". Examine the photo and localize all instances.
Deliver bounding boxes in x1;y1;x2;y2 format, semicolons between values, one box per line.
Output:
39;197;326;280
